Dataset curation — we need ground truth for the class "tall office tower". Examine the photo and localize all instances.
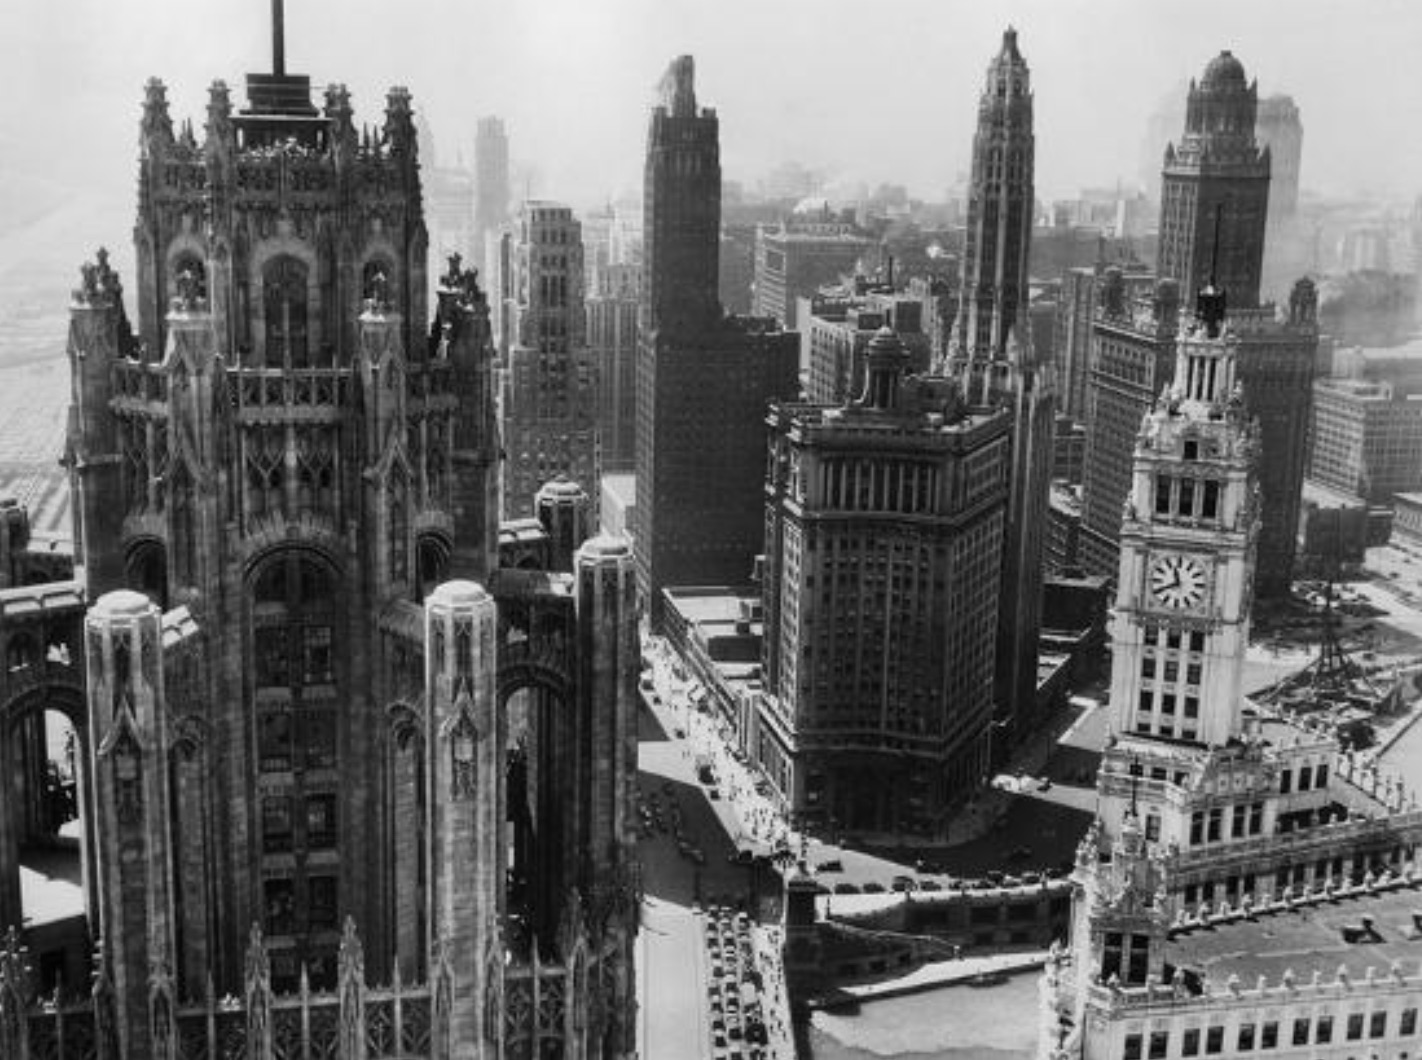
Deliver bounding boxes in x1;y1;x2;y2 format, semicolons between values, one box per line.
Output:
1255;94;1302;222
1079;270;1182;579
500;201;599;516
1157;51;1271;310
635;56;800;622
473;116;510;273
587;262;640;471
948;29;1055;742
5;16;640;1056
1255;93;1306;302
761;329;1012;837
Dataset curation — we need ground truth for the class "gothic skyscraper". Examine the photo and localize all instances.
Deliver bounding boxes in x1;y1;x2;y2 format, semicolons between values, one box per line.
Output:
0;12;641;1057
951;29;1055;743
1157;51;1272;309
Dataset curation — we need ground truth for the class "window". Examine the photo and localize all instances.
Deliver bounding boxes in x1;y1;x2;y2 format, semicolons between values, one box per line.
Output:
1370;1010;1386;1038
264;878;295;935
1279;769;1292;794
262;795;293;853
1232;804;1246;837
1189;630;1206;652
256;626;290;687
1141;657;1156;679
263;256;309;367
1186;662;1202;685
1178;478;1195;517
1190;811;1204;846
1260;1020;1277;1048
1201;480;1220;519
1401;1008;1417;1035
1139;690;1154;714
1155;476;1172;514
1205;1026;1223;1054
1184;697;1199;718
1291;1017;1309;1046
1161;694;1176;715
303;626;333;684
1181;1027;1200;1056
1346;1012;1363;1040
1166;630;1182;650
1207;808;1222;842
1316;762;1328;787
258;710;293;773
1164;661;1179;682
309;875;338;931
1236;1023;1254;1050
305;794;336;849
1249;802;1264;835
301;710;337;770
1315;1014;1332;1043
1123;1033;1142;1060
1148;1030;1168;1059
1102;932;1124;981
1145;815;1160;842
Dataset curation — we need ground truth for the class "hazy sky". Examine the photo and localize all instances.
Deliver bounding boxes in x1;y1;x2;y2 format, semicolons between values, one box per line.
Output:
4;0;1421;209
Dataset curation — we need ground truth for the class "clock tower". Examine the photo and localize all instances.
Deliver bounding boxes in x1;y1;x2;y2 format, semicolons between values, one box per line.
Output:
1107;281;1261;750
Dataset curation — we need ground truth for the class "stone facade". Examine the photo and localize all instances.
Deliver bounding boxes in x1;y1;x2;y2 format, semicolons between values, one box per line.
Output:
1039;285;1422;1060
0;44;639;1060
761;329;1011;837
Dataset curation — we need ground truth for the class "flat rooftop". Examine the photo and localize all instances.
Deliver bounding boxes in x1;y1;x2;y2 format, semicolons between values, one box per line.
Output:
1167;876;1422;986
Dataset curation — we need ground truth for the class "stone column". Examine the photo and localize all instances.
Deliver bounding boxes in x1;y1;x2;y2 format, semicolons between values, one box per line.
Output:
424;581;501;1059
86;590;177;1060
573;537;639;1057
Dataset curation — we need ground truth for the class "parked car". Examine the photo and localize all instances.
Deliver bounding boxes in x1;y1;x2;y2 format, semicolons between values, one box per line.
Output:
816;859;844;873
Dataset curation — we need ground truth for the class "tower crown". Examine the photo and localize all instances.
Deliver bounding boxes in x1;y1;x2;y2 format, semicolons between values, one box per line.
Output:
658;55;699;118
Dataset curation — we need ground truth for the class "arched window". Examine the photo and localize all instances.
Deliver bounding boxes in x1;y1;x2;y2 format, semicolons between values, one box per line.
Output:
263;256;309;367
171;253;207;304
362;259;394;307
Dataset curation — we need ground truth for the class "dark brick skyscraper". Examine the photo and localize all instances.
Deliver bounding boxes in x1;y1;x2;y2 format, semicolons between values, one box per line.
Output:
1157;51;1271;309
948;29;1054;743
635;57;798;622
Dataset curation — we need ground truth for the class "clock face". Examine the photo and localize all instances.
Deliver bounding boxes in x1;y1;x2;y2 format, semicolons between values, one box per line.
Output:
1149;554;1208;609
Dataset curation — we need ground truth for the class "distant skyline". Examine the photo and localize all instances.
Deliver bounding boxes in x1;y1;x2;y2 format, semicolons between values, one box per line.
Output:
3;0;1421;211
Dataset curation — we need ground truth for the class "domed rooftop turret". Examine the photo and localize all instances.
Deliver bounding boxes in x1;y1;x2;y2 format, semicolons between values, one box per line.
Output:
1201;50;1247;90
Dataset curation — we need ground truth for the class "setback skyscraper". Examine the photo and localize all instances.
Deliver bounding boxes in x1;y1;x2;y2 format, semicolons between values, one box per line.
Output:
635;57;798;621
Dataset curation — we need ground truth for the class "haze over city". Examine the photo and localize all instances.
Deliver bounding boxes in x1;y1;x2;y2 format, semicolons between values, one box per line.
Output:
3;0;1421;209
3;3;1422;1059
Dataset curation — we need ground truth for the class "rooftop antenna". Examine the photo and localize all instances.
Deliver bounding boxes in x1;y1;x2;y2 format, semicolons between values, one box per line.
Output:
272;0;286;76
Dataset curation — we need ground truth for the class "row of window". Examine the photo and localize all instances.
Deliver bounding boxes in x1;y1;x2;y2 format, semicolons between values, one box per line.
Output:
1140;657;1204;685
1188;802;1264;845
1154;474;1223;521
261;792;337;853
1141;626;1208;653
1124;1006;1417;1058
